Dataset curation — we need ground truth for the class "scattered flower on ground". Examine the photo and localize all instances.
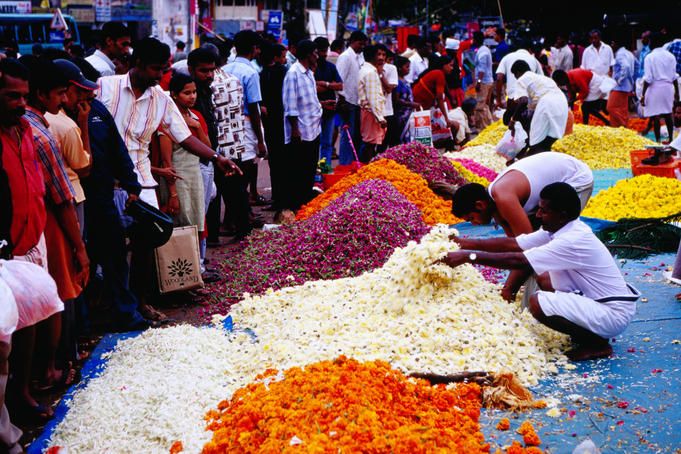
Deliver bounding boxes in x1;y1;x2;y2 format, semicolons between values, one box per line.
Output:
582;174;681;221
516;421;541;447
203;357;489;453
296;159;460;225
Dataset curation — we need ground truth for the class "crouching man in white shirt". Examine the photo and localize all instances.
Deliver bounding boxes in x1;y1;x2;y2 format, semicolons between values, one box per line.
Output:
439;182;640;361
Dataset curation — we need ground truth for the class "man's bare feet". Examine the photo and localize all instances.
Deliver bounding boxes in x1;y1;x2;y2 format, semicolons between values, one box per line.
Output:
566;343;613;361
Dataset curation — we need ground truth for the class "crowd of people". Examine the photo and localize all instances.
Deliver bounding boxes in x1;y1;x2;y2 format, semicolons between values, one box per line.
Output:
0;18;679;453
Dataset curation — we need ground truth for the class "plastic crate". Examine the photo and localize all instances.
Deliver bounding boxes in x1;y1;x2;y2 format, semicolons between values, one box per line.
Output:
630;149;653;168
632;158;681;178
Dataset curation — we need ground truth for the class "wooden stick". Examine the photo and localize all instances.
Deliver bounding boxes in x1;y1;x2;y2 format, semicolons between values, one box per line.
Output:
410;371;491;384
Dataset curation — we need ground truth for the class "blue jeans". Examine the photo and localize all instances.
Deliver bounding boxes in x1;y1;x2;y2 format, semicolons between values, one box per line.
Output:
339;105;359;165
319;113;335;163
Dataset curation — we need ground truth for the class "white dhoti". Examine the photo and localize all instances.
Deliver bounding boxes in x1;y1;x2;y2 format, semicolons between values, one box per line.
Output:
644;80;674;117
529;93;569;146
536;288;639;339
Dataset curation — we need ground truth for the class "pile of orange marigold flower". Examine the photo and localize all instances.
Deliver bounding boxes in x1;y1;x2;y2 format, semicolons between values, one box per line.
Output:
296;159;460;225
202;356;488;453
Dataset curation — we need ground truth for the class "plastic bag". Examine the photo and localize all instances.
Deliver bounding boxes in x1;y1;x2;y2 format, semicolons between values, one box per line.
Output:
598;77;617;96
408;110;432;145
0;259;64;330
495;122;528;161
0;277;18;343
430;107;453;143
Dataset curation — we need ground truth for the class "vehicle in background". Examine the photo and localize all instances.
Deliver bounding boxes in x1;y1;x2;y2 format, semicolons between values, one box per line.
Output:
0;14;80;55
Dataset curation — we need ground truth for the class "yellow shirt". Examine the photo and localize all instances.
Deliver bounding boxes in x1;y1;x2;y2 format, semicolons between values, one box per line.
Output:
45;110;90;203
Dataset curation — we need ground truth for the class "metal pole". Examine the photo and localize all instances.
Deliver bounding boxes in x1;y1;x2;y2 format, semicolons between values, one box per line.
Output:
496;0;504;27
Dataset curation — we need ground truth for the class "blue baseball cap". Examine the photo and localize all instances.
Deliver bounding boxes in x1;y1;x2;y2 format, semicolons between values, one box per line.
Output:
53;58;98;90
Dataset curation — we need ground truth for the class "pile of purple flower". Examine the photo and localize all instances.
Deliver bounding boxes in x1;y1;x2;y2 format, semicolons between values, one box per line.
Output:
374;142;467;188
211;179;430;304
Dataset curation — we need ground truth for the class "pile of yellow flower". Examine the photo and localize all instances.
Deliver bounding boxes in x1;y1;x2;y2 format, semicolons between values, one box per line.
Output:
553;124;655;170
582;174;681;221
445;145;508;173
467;120;507;147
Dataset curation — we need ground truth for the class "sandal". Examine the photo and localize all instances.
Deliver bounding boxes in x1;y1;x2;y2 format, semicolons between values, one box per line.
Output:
35;367;79;392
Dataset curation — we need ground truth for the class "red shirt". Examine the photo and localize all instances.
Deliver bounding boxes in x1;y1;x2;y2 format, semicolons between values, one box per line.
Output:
567;68;593;101
1;118;47;255
413;70;447;109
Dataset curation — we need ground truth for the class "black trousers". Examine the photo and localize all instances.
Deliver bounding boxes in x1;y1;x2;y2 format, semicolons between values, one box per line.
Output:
207;159;256;240
85;203;144;325
284;136;320;211
264;117;285;210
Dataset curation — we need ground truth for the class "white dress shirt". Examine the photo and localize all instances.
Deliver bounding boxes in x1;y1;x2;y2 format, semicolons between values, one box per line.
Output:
406;53;428;84
496;49;544;98
336;47;365;106
86;50;116;78
382;63;398;116
643;48;678;84
580;43;615;76
549;45;573;72
96;74;191;187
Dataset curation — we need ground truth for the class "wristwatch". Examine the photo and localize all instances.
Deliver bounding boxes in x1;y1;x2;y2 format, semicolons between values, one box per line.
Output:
210;152;220;163
325;81;330;88
468;253;477;262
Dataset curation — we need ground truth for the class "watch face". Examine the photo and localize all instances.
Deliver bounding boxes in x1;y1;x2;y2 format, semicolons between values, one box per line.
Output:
469;253;477;261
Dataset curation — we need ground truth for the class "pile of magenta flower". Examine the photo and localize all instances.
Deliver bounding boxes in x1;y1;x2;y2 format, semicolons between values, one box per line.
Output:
374;142;467;187
451;158;499;182
205;180;429;316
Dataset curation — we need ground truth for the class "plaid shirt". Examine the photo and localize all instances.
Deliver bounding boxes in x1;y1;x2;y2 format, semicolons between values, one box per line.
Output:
24;107;75;206
358;62;386;122
666;40;681;75
283;62;322;144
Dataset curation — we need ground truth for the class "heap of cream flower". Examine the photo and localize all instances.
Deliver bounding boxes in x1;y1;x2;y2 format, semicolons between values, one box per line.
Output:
445;145;508;173
48;226;569;453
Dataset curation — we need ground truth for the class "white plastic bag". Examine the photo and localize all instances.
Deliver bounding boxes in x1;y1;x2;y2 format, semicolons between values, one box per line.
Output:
598;77;617;96
0;277;18;343
495;122;528;161
0;259;64;330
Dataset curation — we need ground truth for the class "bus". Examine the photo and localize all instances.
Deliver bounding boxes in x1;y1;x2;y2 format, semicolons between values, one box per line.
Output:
0;14;81;55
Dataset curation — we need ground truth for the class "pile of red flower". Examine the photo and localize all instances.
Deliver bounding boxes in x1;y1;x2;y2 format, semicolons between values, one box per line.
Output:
375;142;468;187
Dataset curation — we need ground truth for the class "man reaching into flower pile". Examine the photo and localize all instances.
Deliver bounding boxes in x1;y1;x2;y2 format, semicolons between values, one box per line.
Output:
440;183;640;361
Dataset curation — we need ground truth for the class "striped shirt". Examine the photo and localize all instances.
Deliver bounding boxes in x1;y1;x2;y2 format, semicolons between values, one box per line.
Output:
96;73;192;187
24;107;75;206
283;62;322;144
358;62;386;122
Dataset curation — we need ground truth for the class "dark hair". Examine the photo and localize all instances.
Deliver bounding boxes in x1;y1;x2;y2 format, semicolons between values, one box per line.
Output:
234;30;261;55
169;72;195;95
650;32;666;49
72;57;101;82
412;36;426;49
18;56;69;100
451;183;491;217
473;31;485;44
589;29;601;37
515;38;532;51
101;21;130;45
296;39;317;60
539;182;581;220
69;44;85;58
496;28;506;39
188;47;217;68
406;34;419;48
510;59;530;76
260;42;286;66
461;97;477;114
132;37;170;66
414;54;452;85
313;36;330;51
552;69;569;86
428;35;441;47
330;38;344;52
349;31;368;43
176;40;186;50
394;55;409;71
0;58;29;89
